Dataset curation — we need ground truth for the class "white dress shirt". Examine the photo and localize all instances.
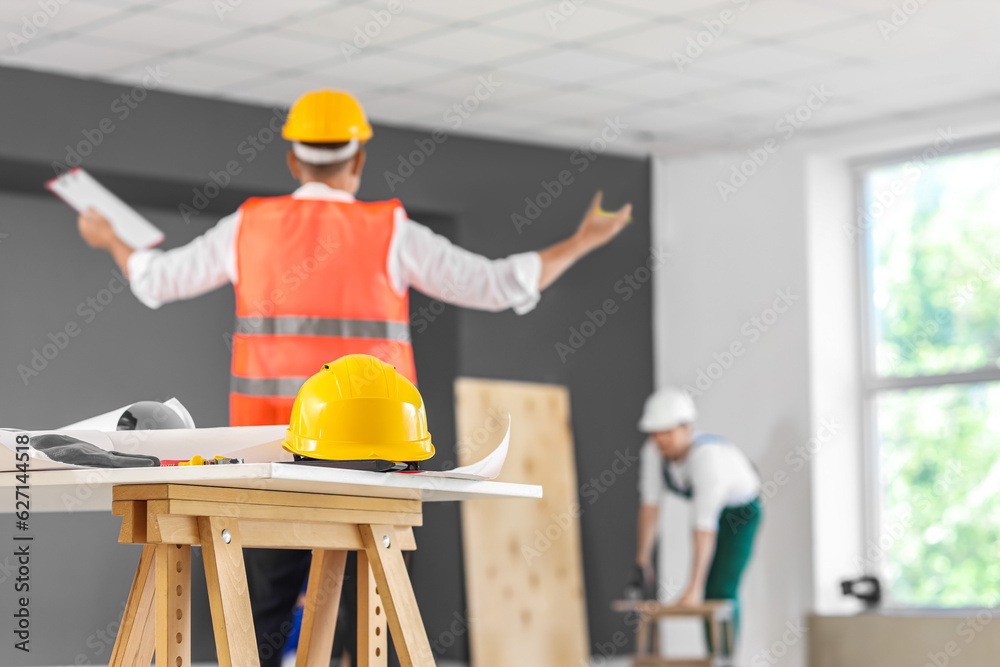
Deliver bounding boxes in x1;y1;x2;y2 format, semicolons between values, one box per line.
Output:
127;182;542;314
639;436;761;531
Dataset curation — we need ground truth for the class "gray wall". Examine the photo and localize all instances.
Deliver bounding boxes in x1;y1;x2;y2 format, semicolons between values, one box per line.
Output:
0;66;652;663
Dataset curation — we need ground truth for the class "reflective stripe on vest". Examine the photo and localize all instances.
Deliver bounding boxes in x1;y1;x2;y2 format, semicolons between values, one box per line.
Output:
230;376;310;398
230;196;416;426
235;316;411;343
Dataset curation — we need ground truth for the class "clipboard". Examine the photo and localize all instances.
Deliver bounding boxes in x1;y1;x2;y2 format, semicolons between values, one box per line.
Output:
46;168;165;249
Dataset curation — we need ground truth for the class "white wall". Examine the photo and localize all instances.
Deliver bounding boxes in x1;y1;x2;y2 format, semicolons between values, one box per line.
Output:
650;99;1000;667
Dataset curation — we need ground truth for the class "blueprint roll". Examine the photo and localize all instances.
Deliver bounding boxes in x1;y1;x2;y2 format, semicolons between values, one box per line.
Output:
58;398;196;431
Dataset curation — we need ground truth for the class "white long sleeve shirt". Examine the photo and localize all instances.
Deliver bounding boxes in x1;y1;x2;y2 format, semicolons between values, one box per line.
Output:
639;436;760;531
127;182;542;313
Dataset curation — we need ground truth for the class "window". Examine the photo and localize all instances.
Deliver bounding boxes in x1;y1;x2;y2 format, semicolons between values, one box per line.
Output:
860;145;1000;608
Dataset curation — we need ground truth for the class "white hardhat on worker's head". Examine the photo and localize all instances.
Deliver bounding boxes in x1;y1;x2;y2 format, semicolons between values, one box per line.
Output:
638;387;696;433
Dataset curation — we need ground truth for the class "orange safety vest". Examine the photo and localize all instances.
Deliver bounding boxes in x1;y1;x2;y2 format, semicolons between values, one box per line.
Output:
230;195;416;426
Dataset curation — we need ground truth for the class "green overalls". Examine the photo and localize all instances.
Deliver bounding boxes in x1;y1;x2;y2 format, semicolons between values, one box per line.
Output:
662;433;762;655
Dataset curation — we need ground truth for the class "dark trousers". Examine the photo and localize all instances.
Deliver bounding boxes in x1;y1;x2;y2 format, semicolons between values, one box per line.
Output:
704;497;762;655
244;549;358;667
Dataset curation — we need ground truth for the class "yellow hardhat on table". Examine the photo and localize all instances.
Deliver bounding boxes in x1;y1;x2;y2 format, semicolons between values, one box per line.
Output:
283;354;435;462
282;89;373;143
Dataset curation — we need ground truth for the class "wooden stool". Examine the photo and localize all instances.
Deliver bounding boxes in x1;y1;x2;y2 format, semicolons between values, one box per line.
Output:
612;600;735;667
107;483;435;667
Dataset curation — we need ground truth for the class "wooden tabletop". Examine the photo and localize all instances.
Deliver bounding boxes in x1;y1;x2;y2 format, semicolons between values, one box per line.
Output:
0;461;543;512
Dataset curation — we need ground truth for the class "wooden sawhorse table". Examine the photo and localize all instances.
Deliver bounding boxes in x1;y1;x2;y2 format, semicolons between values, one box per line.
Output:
612;600;735;667
108;483;432;667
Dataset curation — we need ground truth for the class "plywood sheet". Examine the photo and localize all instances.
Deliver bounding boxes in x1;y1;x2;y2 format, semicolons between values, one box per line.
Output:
455;377;589;667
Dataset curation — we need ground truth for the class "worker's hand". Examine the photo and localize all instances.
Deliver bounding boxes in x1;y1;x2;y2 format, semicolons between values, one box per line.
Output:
573;191;632;252
78;208;117;249
675;586;704;607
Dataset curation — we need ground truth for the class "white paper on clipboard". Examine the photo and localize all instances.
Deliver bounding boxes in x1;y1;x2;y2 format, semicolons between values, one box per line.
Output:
47;168;165;249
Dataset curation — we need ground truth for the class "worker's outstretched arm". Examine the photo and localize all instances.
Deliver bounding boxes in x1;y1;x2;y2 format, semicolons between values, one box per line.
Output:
537;191;632;290
676;529;716;606
77;208;235;309
637;503;659;577
78;209;135;276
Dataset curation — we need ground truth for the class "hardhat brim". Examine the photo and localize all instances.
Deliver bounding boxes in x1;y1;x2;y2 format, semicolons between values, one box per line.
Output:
282;431;435;462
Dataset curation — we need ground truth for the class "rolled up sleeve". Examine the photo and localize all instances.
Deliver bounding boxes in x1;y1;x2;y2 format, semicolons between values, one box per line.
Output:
392;213;541;314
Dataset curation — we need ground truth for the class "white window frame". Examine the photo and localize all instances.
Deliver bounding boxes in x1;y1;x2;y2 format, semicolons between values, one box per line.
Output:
855;139;1000;610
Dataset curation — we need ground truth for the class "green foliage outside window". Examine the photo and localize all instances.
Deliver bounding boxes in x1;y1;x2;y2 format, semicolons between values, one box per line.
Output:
865;147;1000;607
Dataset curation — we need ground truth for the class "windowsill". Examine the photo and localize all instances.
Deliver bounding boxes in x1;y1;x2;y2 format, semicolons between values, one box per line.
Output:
817;606;999;617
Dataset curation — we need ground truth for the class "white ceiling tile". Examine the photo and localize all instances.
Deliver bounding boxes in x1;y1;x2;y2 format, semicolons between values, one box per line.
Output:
1;0;998;155
490;5;649;43
497;47;638;84
393;27;544;66
685;0;865;37
0;1;127;54
457;106;564;131
591;0;725;18
518;90;636;117
597;66;738;103
318;52;448;87
202;32;339;69
86;12;234;50
162;0;329;25
680;85;812;117
283;6;444;46
594;21;747;63
414;72;550;106
609;104;709;133
157;55;266;90
697;44;837;79
404;0;539;21
227;72;381;106
1;37;151;72
797;0;904;11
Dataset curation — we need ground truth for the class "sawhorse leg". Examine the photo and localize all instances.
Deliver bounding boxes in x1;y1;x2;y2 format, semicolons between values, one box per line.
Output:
358;550;388;666
361;525;435;667
109;545;156;667
155;543;191;667
296;549;348;667
199;516;260;667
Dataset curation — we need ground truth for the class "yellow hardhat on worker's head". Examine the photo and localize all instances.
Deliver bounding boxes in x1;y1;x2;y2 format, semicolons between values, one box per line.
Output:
282;89;373;144
283;354;435;463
